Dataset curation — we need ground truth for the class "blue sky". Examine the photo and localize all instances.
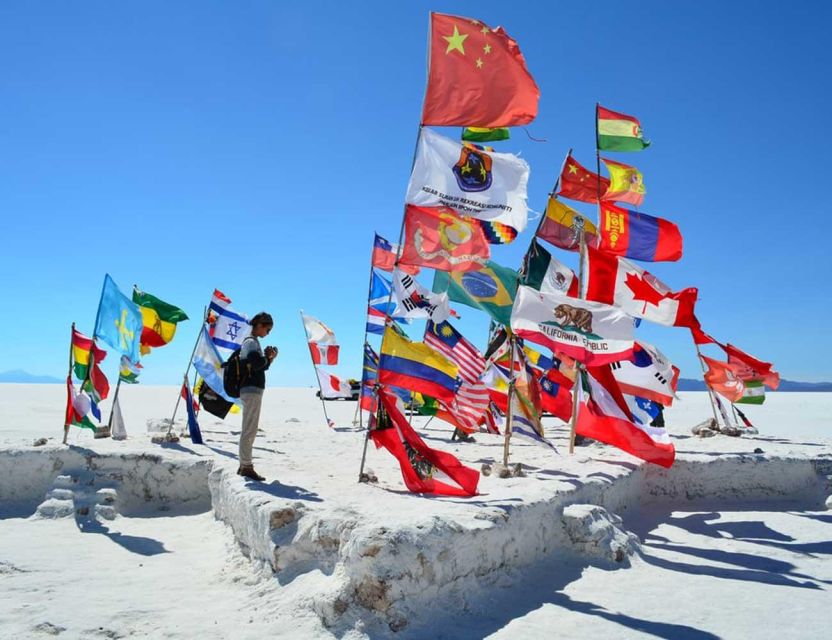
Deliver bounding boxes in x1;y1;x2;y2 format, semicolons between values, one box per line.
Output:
1;0;830;387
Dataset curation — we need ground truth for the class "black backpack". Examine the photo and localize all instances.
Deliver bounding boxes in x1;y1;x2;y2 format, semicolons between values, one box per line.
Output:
222;339;253;399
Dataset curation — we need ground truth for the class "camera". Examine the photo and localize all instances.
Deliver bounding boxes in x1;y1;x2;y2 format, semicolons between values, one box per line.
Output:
265;345;278;356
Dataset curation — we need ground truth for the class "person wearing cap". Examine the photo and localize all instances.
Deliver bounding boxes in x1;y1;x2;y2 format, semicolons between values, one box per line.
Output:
238;311;277;481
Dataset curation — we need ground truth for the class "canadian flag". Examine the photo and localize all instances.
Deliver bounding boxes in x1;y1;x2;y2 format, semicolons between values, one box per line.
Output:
302;314;339;365
316;369;352;399
584;246;698;328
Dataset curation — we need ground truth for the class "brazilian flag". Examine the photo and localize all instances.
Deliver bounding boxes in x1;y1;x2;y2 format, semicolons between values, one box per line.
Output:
433;260;518;325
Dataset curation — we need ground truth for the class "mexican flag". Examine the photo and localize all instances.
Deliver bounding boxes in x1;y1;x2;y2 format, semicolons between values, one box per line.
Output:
597;105;650;152
522;239;578;298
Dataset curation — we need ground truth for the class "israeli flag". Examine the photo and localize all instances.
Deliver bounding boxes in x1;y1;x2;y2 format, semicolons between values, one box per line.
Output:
208;298;251;351
93;274;143;363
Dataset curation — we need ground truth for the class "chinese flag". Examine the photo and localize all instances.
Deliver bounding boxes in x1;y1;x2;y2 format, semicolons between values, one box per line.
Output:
399;205;490;272
422;13;539;127
558;155;610;204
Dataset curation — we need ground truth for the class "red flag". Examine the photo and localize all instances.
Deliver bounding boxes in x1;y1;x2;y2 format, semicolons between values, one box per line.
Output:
308;343;339;366
598;202;683;262
399;205;490;272
371;388;480;496
701;356;746;403
723;344;779;390
372;234;419;275
422;13;539;127
180;381;199;412
691;325;717;346
577;366;675;468
538;369;573;422
558;156;609;204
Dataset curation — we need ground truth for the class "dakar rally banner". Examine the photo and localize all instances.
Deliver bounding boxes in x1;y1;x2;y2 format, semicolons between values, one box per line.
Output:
510;285;635;366
406;128;530;235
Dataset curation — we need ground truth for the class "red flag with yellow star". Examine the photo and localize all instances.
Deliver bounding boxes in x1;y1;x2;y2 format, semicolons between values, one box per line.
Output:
558;155;610;204
421;13;539;127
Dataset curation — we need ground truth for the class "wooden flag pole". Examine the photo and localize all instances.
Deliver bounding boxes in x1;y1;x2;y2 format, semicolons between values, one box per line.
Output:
568;230;589;454
167;306;208;438
300;310;335;429
502;336;516;467
63;323;75;444
692;340;722;428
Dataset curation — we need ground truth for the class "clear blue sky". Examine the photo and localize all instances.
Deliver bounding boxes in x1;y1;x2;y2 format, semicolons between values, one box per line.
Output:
1;0;830;387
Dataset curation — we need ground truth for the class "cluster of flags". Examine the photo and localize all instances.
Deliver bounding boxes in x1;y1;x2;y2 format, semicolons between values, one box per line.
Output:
355;9;778;491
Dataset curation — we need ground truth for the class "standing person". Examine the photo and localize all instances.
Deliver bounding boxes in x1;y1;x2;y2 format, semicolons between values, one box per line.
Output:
238;312;277;481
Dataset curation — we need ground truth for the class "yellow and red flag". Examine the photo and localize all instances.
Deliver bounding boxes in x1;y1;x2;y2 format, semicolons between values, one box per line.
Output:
399;205;490;272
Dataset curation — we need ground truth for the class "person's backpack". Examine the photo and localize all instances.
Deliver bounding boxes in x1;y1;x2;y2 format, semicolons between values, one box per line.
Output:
222;339;253;399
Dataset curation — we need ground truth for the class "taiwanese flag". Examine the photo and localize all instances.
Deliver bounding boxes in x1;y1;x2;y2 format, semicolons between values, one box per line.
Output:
371;388;479;496
399;205;490;272
372;234;419;276
558;155;610;204
538;370;572;422
576;366;675;468
422;13;539;127
598;202;683;262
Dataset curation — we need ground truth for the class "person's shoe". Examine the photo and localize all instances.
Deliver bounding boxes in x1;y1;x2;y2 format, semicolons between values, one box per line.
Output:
237;465;266;481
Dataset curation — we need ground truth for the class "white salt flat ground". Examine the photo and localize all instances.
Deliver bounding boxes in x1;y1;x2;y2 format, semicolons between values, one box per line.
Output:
1;385;830;639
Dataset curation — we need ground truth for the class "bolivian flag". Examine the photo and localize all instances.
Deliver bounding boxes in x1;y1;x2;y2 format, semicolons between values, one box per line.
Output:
132;287;189;355
597;104;650;152
378;328;458;405
71;327;107;381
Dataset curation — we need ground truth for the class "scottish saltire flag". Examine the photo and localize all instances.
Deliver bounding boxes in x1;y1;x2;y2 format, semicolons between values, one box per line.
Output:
94;274;143;363
192;326;236;402
208;290;251;351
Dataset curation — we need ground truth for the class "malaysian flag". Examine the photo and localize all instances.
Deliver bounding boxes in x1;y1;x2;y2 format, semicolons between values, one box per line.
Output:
425;320;489;431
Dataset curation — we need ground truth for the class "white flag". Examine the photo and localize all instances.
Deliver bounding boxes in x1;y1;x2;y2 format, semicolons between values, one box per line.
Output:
111;395;127;440
208;291;251;352
406;128;529;234
316;369;352;399
302;314;337;345
392;269;452;323
610;341;679;406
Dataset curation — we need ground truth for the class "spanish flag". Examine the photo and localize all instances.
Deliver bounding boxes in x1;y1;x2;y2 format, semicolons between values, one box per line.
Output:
378;327;458;405
132;287;189;355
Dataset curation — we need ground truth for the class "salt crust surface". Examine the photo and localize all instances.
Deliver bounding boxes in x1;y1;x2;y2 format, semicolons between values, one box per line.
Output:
1;385;831;638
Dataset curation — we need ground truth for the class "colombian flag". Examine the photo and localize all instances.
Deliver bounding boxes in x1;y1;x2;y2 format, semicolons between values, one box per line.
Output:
378;328;458;405
598;202;683;262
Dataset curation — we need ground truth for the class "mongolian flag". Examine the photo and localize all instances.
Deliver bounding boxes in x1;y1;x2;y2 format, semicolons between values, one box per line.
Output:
372;234;419;275
598;202;683;262
93;274;143;363
577;366;675;468
510;284;635;366
601;158;646;207
537;198;598;253
132;287;189;356
421;12;539;128
371;387;480;496
597;104;650;152
433;259;518;325
71;327;107;381
584;246;698;328
522;239;579;297
378;327;459;405
558;156;609;204
399;205;490;272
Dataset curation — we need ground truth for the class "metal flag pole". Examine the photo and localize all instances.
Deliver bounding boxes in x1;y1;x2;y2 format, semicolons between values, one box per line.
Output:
167;306;208;438
300;309;335;428
692;339;722;428
568;229;589;454
106;377;123;432
63;323;75;444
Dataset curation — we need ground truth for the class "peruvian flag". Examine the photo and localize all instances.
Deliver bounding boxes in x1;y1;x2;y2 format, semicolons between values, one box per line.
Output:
315;369;352;399
584;246;698;328
576;365;675;468
302;314;339;365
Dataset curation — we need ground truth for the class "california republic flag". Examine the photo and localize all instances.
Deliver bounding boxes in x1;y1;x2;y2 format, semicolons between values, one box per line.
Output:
510;285;634;366
406;128;529;236
583;246;698;328
302;314;339;365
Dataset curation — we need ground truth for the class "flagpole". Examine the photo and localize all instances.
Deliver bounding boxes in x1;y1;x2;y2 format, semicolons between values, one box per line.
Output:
300;309;335;429
63;323;75;445
166;306;208;438
568;230;589;454
502;336;516;466
692;340;722;428
107;378;123;432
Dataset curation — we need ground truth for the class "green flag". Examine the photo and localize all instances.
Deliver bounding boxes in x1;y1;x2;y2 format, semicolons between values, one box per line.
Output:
736;379;765;405
433;260;518;325
461;127;510;142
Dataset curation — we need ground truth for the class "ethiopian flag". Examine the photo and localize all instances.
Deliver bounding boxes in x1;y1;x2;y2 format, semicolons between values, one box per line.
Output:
433;260;517;325
597;105;650;152
132;287;189;355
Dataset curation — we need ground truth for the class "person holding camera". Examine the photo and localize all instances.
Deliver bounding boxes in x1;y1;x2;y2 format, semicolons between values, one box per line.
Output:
237;311;277;481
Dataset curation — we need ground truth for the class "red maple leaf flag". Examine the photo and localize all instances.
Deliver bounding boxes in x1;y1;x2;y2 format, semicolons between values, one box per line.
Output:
422;13;540;127
584;246;698;328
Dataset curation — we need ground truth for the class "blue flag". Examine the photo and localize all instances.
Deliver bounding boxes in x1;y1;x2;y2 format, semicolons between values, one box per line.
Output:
94;274;143;363
183;381;203;445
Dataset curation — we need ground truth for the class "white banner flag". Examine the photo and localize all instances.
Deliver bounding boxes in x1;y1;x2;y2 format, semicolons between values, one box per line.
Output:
406;128;529;234
392;269;452;323
316;369;352;399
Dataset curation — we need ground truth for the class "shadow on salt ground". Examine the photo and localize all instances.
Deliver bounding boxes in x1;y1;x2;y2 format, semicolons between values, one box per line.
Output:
156;442;204;457
75;516;169;557
244;480;323;503
669;511;795;542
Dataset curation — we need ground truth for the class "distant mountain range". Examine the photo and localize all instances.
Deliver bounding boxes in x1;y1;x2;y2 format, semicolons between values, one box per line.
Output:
0;370;63;384
677;378;832;392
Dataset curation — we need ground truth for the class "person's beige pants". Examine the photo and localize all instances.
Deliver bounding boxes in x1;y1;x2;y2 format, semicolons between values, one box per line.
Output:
239;391;263;467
